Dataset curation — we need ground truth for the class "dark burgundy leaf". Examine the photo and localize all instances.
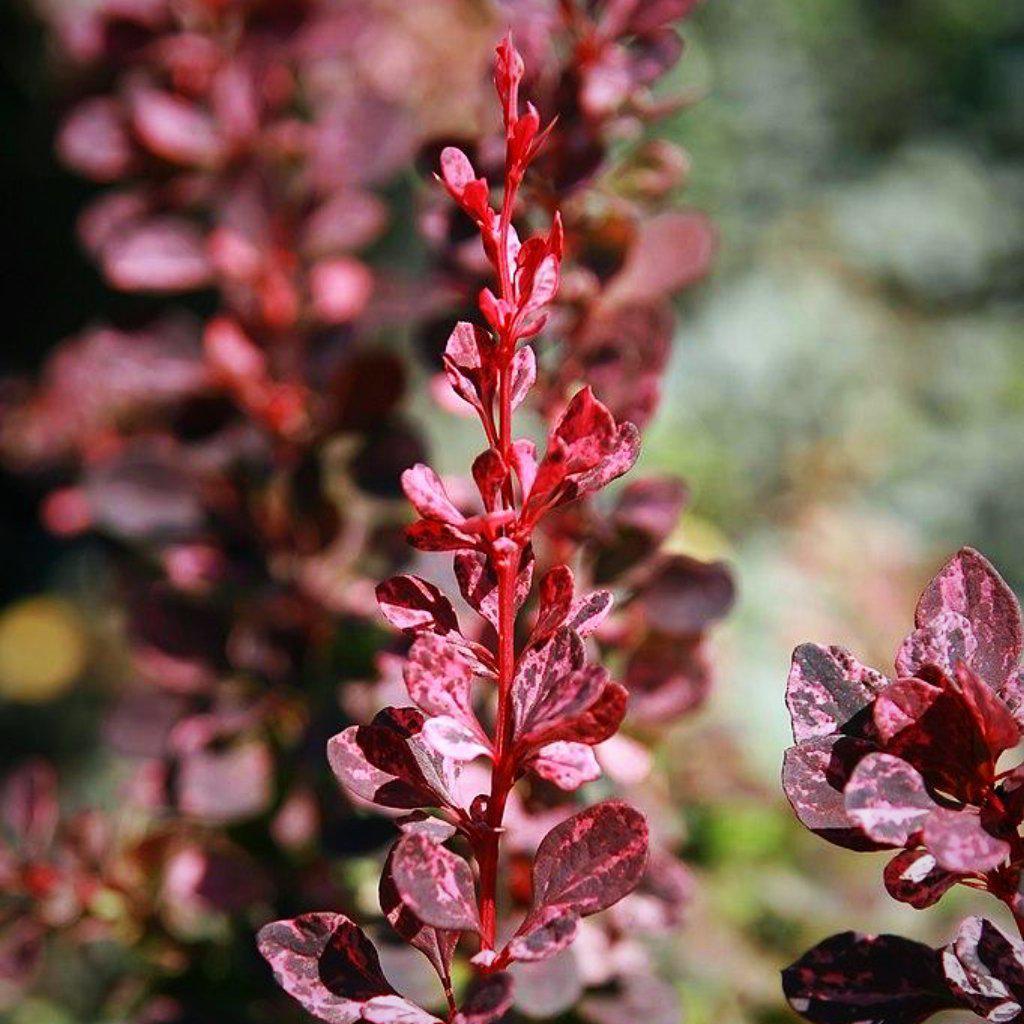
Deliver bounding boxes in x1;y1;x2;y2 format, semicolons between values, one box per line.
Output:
916;547;1023;689
256;913;393;1023
782;735;883;851
783;931;954;1024
454;548;533;630
453;972;514;1024
844;753;936;847
390;833;480;932
640;555;736;636
624;635;712;722
786;644;887;743
376;576;460;636
883;850;959;909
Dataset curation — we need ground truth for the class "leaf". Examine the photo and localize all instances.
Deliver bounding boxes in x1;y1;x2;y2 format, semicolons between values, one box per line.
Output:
403;635;478;729
57;97;134;182
401;465;465;524
883;850;960;909
922;807;1009;874
509;346;536;410
376;576;460;636
422;717;492;762
916;547;1023;690
102;217;213;293
783;931;955;1024
528;742;601;791
510;801;648;962
943;917;1024;1022
565;590;613;638
782;735;883;851
390;833;480;932
786;644;888;743
256;913;393;1023
623;635;713;722
531;565;575;643
454;548;533;630
896;611;977;680
129;86;224;167
844;753;936;847
443;322;495;415
1;761;58;853
640;556;736;637
362;996;443;1023
327;709;449;811
380;849;458;985
406;519;479;553
453;972;514;1024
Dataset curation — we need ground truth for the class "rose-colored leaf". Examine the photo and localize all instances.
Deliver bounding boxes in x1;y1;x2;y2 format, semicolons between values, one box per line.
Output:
923;807;1009;873
532;565;575;643
57;97;134;182
529;800;648;919
403;635;477;727
380;849;458;984
453;972;514;1024
916;547;1023;689
401;465;465;524
130;86;224;167
177;740;272;824
786;644;887;743
884;850;960;909
310;258;374;324
391;833;480;932
103;217;213;292
454;548;533;630
845;753;936;847
896;611;977;680
509;346;536;410
782;735;883;851
422;716;491;762
943;916;1024;1022
328;709;443;811
256;913;393;1023
528;741;601;791
363;996;442;1024
783;931;954;1024
377;576;460;636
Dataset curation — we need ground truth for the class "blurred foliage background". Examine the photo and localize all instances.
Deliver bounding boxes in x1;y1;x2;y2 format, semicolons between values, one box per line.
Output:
1;1;1023;1022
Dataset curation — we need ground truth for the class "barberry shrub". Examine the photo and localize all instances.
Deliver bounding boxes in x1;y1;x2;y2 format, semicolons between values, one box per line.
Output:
257;37;651;1024
782;546;1024;1023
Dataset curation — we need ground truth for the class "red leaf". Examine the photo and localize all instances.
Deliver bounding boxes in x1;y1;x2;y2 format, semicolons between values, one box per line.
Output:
844;753;936;847
531;565;575;644
401;465;465;524
454;548;533;630
376;576;460;636
453;972;514;1024
102;217;213;292
391;832;480;932
256;913;393;1022
916;547;1023;690
883;849;960;909
528;741;601;791
786;643;887;743
406;519;479;553
508;801;648;963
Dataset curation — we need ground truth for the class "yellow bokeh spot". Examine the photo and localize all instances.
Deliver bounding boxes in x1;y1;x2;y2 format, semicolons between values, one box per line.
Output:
0;597;87;703
664;513;734;563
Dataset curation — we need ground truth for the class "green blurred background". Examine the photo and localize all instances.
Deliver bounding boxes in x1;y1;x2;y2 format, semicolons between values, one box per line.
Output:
1;1;1023;1021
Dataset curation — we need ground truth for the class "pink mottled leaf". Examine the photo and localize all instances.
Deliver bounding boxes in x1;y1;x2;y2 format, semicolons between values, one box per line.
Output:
454;548;533;630
884;850;960;909
405;520;479;553
782;735;883;851
422;717;491;762
401;465;465;524
391;833;480;932
256;913;393;1023
103;217;213;292
443;322;496;416
528;741;601;791
896;611;977;680
916;547;1023;689
566;589;613;638
786;644;888;743
531;565;575;644
943;916;1024;1022
363;996;443;1023
509;346;536;410
844;753;936;847
509;801;648;963
403;635;478;728
380;849;458;984
783;931;954;1024
923;807;1009;873
376;576;460;636
327;709;453;811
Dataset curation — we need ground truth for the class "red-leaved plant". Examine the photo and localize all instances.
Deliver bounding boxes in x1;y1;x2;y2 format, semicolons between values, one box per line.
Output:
782;546;1024;1023
256;37;650;1024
